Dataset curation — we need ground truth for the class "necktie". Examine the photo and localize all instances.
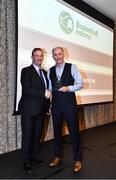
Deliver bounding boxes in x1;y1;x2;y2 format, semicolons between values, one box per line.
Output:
39;69;45;84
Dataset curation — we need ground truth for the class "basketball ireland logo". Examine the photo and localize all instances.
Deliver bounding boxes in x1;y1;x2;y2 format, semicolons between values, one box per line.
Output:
59;11;74;34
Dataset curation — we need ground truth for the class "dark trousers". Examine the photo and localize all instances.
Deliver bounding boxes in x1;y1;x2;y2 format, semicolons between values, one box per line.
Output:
52;103;81;161
21;113;44;163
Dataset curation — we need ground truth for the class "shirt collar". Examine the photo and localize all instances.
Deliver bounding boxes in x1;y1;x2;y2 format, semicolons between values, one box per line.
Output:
33;63;41;72
55;62;65;69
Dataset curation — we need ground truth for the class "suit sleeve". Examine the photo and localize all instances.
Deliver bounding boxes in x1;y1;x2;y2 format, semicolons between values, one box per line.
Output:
21;68;45;97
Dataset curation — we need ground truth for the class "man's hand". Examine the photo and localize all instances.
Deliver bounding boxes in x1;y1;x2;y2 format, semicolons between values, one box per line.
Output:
58;86;69;92
45;89;52;99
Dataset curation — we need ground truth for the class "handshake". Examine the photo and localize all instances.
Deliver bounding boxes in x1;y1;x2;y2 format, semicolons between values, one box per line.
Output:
45;86;69;99
45;86;70;99
45;89;52;99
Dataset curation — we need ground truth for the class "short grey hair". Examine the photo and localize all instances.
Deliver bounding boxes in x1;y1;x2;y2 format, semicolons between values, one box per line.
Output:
52;47;64;54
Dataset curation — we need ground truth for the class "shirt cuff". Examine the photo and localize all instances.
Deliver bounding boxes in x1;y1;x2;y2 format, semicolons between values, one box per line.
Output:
68;86;73;92
45;90;48;97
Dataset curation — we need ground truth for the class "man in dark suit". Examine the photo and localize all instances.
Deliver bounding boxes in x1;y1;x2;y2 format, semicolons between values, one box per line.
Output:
18;48;51;173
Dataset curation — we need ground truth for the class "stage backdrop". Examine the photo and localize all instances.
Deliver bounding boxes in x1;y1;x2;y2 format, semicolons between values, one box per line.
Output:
0;0;116;154
15;0;113;112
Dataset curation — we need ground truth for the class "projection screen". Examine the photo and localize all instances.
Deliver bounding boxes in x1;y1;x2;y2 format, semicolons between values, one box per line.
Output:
15;0;114;112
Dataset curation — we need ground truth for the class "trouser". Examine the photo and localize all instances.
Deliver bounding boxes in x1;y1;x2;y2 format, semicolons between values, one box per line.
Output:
52;103;81;161
21;113;44;163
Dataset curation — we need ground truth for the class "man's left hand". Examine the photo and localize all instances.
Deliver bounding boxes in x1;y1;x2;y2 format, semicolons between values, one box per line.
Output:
58;86;69;92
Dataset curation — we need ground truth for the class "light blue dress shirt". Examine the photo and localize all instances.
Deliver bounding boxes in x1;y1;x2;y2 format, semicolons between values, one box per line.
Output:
47;62;83;92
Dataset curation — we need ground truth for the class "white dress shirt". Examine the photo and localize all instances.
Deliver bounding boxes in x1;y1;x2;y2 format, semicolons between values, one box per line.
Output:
33;64;47;89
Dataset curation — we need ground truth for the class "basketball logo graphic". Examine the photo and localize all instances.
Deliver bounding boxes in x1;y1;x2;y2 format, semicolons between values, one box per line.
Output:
59;11;74;34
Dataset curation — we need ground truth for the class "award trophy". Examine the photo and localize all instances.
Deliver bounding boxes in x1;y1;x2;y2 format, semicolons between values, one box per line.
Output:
54;76;63;91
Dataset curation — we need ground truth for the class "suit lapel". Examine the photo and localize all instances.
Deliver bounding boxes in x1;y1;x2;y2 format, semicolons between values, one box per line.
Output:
30;65;48;88
30;64;43;83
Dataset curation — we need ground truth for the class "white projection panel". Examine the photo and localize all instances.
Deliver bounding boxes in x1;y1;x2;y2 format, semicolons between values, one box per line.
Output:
16;0;113;111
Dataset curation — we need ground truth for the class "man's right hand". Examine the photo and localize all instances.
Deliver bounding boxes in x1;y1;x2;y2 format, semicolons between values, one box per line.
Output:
45;89;52;99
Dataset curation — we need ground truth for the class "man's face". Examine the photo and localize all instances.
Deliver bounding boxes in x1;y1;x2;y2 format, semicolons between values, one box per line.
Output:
52;48;64;65
32;50;43;66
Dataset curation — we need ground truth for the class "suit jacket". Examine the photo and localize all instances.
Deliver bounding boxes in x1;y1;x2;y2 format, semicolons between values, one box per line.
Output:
18;64;50;116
